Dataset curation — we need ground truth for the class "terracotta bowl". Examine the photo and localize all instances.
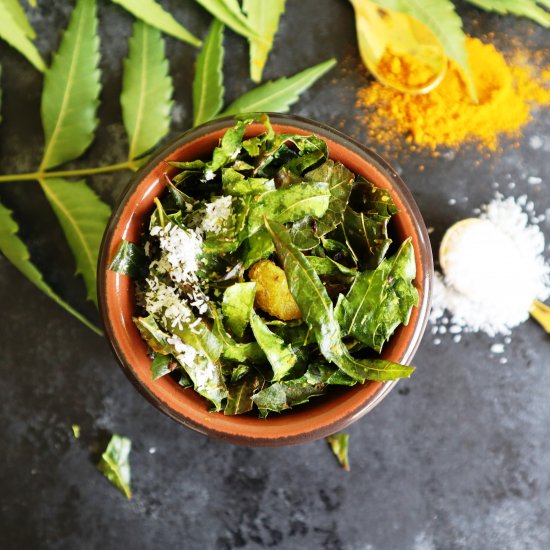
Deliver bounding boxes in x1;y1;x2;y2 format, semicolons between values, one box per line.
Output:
98;114;433;447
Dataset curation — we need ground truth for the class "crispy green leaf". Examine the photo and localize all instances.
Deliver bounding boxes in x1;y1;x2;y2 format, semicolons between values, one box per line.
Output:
209;119;249;171
222;169;274;196
369;0;478;102
111;0;202;47
222;282;256;338
225;372;263;415
265;219;415;382
350;179;398;217
305;160;355;236
0;1;44;72
0;200;102;335
194;0;260;40
121;20;174;161
109;240;147;278
243;0;286;82
150;352;173;380
39;178;111;306
220;58;337;115
341;206;391;269
289;218;319;251
247;182;330;235
336;239;419;352
97;434;132;499
193;19;225;126
40;0;101;170
4;0;35;38
326;432;350;471
250;310;297;381
252;371;328;417
465;0;550;26
134;315;173;355
242;228;275;269
306;256;357;279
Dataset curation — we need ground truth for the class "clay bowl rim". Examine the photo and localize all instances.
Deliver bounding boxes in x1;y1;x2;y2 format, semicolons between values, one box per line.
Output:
98;113;433;447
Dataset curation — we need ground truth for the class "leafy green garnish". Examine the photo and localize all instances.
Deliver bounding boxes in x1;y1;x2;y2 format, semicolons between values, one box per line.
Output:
40;0;101;171
326;432;350;471
193;20;225;127
112;0;202;47
193;0;260;41
0;0;45;72
222;282;256;338
465;0;550;27
221;59;337;115
97;434;132;499
243;0;287;82
121;20;174;161
225;372;263;415
109;240;147;278
336;239;419;352
0;200;102;335
150;352;173;380
39;178;111;305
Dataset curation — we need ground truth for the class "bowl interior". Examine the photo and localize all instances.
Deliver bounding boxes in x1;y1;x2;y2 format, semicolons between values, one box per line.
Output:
99;115;433;446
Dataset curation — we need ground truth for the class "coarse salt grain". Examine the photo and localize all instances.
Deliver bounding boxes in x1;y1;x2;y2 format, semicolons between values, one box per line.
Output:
430;194;550;341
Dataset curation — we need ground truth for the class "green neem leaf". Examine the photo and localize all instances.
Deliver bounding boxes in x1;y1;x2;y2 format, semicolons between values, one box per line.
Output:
222;282;256;338
134;315;173;355
243;0;286;82
0;200;102;336
109;240;147;278
251;371;328;417
220;58;337;115
97;434;132;499
465;0;550;27
265;218;415;382
194;0;260;41
40;0;101;170
368;0;478;102
224;372;263;415
111;0;202;47
306;256;357;280
326;432;350;471
350;178;398;217
193;19;225;126
222;169;274;196
39;178;111;306
305;160;355;236
250;310;298;381
0;1;45;72
209;119;249;171
242;228;275;269
122;20;174;161
5;0;36;39
150;352;173;380
336;239;419;352
341;206;391;270
247;182;330;235
289;218;319;251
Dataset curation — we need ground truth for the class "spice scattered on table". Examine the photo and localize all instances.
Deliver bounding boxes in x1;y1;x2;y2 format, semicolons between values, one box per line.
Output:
430;194;550;343
356;37;550;152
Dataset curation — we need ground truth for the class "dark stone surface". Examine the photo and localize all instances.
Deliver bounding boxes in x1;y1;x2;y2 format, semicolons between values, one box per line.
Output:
1;1;549;549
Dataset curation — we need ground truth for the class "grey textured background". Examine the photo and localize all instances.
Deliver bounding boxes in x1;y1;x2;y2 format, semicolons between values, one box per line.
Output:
1;1;550;549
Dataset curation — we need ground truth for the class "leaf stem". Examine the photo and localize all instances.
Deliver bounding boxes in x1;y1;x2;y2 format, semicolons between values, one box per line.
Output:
0;161;136;183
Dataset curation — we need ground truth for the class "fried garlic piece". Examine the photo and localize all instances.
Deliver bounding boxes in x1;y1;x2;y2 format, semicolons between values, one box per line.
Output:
248;260;301;321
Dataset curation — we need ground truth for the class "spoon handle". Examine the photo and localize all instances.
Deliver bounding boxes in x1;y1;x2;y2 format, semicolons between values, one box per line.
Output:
530;300;550;333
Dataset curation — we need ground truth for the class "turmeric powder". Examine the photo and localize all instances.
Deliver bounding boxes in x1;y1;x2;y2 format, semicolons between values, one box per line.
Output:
357;37;550;151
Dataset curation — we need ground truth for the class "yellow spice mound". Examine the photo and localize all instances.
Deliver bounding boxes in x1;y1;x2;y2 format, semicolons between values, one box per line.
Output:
357;37;550;151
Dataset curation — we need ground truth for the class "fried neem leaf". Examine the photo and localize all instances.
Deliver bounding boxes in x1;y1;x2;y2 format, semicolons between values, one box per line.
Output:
336;239;419;352
97;434;132;499
250;310;297;382
222;282;256;338
265;219;415;382
109;240;147;278
225;371;264;415
326;433;350;471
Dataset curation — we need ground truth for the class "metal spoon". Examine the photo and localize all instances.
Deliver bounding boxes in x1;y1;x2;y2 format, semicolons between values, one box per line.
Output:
440;218;550;334
349;0;447;95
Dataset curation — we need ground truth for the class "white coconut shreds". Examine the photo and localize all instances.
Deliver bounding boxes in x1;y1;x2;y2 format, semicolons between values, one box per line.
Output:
167;334;199;365
430;194;550;339
144;279;192;330
201;196;233;234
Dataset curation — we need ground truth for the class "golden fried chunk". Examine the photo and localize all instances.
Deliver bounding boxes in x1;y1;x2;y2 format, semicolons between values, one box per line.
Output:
248;260;302;321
